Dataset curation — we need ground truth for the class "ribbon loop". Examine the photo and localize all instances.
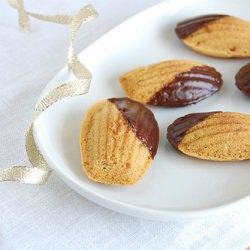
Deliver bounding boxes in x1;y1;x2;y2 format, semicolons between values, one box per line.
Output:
0;2;98;184
0;166;51;184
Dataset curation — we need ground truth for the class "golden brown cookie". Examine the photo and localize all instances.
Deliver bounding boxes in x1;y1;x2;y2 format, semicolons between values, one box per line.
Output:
175;14;250;58
235;62;250;96
119;60;222;107
80;97;159;185
167;112;250;161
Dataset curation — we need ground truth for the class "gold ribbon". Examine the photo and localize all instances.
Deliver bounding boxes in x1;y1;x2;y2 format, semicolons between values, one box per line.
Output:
0;1;98;184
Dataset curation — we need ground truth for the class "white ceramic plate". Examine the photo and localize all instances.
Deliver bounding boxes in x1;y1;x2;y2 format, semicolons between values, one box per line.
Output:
33;0;250;220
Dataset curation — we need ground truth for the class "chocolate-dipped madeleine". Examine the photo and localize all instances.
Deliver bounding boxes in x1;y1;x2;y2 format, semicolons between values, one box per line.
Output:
235;62;250;96
80;98;159;185
175;14;250;58
167;112;250;161
119;60;222;107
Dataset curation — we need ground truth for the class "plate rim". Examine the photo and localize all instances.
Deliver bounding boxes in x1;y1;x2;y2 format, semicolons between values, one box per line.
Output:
33;131;250;221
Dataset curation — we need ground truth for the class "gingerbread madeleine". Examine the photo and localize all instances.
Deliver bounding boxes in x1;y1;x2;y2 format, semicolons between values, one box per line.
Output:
119;60;222;107
80;98;159;185
175;14;250;58
167;112;250;161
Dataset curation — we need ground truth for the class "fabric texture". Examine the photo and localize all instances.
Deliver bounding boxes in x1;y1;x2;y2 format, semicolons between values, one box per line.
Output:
0;0;250;249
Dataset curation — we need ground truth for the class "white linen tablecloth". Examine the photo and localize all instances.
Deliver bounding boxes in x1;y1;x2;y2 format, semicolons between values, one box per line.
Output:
0;0;250;249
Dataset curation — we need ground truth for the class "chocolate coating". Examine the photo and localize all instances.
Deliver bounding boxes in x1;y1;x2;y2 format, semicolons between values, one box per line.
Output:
235;63;250;96
167;112;220;149
148;66;223;107
108;97;159;158
175;14;227;39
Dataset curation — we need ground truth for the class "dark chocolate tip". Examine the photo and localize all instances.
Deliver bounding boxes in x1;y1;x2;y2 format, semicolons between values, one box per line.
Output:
108;97;159;158
175;14;227;39
235;63;250;96
167;111;221;149
148;66;223;107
